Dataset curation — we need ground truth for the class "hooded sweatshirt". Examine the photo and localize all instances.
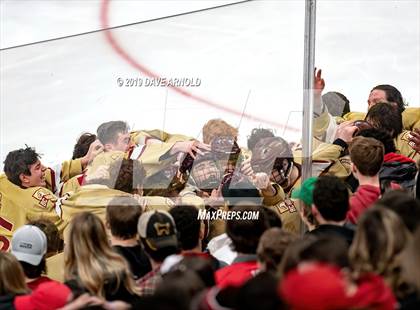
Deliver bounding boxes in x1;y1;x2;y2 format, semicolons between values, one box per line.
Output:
347;152;413;224
381;153;417;194
347;183;400;224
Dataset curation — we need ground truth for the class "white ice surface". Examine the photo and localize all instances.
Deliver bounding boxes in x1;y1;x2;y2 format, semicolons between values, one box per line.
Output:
1;0;419;170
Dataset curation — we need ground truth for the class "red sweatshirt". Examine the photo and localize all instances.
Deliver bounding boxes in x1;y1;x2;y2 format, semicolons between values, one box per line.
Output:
215;256;258;289
347;183;400;224
383;152;415;164
350;273;396;310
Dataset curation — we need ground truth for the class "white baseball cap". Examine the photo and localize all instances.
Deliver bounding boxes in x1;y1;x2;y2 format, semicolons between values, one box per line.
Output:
11;225;47;266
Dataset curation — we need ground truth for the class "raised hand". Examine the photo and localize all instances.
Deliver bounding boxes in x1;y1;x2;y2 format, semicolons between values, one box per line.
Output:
81;139;104;167
171;140;211;158
408;128;420;153
240;158;254;177
204;186;225;209
314;68;325;95
252;172;271;190
334;121;358;143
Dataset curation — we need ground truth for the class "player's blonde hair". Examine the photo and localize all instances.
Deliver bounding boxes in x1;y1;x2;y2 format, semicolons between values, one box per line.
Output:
202;119;238;144
64;212;140;297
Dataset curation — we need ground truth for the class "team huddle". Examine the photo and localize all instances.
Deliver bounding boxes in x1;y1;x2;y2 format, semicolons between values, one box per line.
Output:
1;71;420;309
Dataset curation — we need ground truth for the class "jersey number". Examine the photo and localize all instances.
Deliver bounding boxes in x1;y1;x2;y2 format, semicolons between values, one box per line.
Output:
0;217;13;251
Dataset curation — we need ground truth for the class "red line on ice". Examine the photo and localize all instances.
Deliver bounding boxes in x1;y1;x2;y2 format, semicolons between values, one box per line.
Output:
100;0;300;132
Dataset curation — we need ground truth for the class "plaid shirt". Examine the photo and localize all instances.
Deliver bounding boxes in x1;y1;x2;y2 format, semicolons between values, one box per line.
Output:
136;266;162;296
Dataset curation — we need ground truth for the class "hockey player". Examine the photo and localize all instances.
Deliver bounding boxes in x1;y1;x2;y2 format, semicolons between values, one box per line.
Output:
313;69;420;150
250;123;355;233
0;147;82;251
365;102;419;161
0;136;102;249
105;120;210;177
63;121;210;195
60;158;175;242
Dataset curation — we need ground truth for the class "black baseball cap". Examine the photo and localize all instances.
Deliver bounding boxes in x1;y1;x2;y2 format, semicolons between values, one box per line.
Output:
138;210;178;250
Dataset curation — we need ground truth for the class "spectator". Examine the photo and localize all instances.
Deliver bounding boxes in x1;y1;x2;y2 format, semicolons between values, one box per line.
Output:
278;232;352;279
106;196;152;280
11;225;55;291
257;228;297;273
155;269;206;310
206;179;262;265
357;128;417;195
207;201;282;268
280;263;353;310
262;207;283;229
350;207;411;300
207;182;261;265
347;136;398;224
169;205;205;254
194;285;242;310
401;227;420;309
0;252;29;309
278;235;314;277
64;212;140;303
215;205;269;288
378;190;420;233
137;210;179;296
278;235;349;280
169;256;216;288
293;176;354;245
299;236;350;269
279;262;396;310
169;205;224;271
236;272;286;310
14;282;72;310
27;219;65;283
27;219;63;257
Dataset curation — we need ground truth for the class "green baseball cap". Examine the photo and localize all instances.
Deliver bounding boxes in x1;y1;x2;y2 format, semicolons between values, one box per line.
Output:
291;176;318;205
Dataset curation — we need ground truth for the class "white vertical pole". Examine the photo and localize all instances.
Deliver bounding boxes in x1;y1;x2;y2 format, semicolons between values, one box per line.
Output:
302;0;316;182
301;0;316;235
